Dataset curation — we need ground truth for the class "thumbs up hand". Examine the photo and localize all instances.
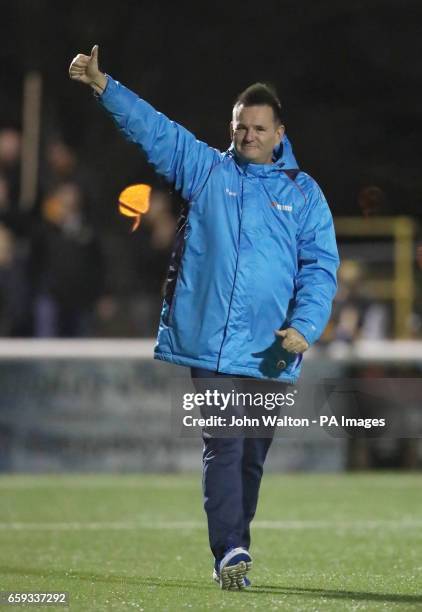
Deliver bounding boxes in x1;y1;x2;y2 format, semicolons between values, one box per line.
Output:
69;45;107;93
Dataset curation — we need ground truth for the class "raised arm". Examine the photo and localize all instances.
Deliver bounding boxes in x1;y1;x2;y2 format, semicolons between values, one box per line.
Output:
69;46;221;201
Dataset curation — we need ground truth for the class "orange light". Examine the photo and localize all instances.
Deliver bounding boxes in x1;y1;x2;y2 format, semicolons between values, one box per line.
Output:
118;184;152;232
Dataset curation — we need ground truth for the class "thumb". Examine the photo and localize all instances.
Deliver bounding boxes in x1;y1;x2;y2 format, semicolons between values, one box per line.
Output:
90;44;99;65
275;329;287;337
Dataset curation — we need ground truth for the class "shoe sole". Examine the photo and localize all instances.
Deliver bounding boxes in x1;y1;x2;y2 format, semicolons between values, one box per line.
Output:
220;560;252;590
213;571;251;590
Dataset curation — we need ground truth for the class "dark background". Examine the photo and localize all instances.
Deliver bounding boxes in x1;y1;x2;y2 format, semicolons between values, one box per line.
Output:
1;0;421;221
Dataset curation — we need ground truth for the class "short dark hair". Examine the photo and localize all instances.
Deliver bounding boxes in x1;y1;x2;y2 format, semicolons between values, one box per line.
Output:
233;83;283;124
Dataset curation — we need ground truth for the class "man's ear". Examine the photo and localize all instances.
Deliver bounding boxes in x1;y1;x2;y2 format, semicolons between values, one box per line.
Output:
276;123;285;145
230;121;234;140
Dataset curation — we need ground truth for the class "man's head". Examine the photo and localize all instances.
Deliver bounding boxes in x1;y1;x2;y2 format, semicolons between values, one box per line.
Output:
231;83;285;164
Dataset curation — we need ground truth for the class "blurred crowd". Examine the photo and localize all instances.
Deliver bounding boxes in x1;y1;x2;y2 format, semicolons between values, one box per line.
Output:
323;185;422;344
0;126;421;340
0;126;175;338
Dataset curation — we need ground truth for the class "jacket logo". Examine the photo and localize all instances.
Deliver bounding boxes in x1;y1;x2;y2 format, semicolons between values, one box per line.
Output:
225;188;238;197
271;201;292;212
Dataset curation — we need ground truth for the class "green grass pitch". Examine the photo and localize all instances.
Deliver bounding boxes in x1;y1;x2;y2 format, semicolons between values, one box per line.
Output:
0;473;421;611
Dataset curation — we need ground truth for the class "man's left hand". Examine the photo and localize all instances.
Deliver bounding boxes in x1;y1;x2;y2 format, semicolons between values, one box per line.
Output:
275;328;309;353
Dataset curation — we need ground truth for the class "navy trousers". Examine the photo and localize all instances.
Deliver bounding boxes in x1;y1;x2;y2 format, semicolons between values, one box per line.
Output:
191;367;276;562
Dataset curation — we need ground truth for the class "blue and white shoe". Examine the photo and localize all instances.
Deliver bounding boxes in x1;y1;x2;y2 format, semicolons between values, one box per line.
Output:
214;547;252;590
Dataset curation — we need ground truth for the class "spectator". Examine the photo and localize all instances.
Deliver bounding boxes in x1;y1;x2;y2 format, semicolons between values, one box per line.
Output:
0;128;21;207
0;222;30;335
42;139;77;193
0;174;10;213
358;185;387;218
328;260;389;343
30;182;104;337
131;189;176;336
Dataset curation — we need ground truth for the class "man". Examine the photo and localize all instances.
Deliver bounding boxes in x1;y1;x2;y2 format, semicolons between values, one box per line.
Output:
69;46;339;590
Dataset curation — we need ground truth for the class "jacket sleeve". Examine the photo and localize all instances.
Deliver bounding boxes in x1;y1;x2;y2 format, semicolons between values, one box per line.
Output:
288;182;339;345
97;76;221;201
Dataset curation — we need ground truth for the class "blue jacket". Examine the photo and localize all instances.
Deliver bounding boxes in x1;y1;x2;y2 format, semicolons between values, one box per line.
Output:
99;76;339;382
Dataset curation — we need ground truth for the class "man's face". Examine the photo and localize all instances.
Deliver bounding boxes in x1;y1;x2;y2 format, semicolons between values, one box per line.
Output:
231;104;284;164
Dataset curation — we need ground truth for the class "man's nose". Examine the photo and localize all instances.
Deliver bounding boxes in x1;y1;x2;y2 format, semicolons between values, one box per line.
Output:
244;128;255;141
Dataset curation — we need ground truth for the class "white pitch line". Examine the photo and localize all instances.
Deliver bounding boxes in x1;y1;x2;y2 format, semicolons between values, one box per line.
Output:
0;519;421;531
0;478;420;490
0;480;200;490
